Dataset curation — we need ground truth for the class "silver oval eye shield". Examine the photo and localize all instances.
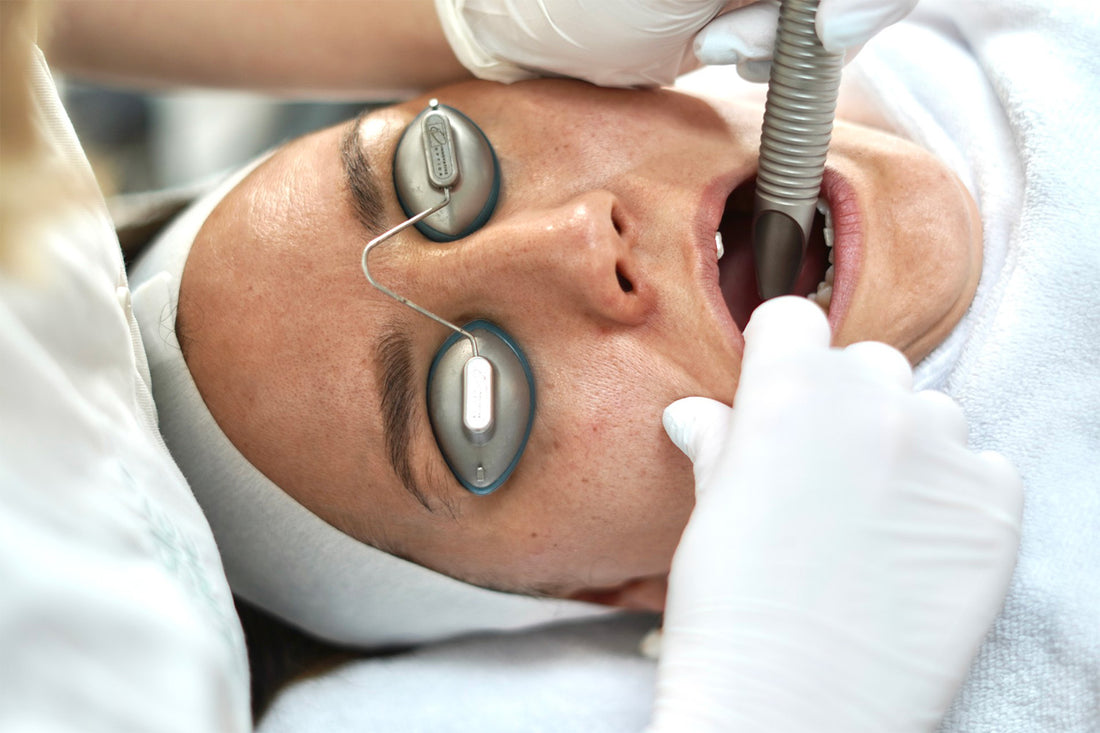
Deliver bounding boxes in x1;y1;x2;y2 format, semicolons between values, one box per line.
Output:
360;100;534;495
427;320;535;495
394;103;501;241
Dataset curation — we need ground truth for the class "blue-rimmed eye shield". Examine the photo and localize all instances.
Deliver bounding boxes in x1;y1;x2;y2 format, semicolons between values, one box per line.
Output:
392;102;501;242
426;320;536;496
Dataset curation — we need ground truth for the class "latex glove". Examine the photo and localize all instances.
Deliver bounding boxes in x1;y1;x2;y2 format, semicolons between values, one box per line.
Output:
695;0;920;82
649;297;1022;733
435;0;918;88
435;0;730;86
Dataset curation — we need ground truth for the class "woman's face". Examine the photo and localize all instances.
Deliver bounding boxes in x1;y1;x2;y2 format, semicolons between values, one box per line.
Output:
179;79;981;610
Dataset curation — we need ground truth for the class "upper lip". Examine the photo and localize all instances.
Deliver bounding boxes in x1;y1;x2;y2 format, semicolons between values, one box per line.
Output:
691;168;753;352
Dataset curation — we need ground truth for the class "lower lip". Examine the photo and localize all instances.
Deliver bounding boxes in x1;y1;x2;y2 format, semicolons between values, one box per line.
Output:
819;168;861;334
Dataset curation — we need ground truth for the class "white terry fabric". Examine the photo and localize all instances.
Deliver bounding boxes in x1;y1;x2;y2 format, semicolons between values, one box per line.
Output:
129;155;610;650
257;1;1098;730
848;1;1100;729
259;615;660;733
0;45;250;732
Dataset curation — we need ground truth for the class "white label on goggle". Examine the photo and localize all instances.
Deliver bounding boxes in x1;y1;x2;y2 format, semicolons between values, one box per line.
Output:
422;111;459;189
463;356;494;435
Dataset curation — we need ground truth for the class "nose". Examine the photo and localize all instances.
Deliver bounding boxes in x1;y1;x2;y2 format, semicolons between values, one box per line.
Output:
476;190;656;327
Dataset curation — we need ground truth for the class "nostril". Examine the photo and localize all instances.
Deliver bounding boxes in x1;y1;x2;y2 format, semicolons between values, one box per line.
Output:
611;203;625;236
616;266;634;293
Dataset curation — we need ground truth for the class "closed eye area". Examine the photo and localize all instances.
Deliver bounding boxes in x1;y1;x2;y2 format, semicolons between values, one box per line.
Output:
343;110;457;516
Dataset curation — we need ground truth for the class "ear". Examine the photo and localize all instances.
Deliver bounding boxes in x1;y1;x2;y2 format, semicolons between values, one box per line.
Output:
567;575;667;612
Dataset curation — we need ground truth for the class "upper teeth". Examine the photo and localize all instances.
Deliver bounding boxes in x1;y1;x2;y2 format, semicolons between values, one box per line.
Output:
715;230;725;261
805;197;836;314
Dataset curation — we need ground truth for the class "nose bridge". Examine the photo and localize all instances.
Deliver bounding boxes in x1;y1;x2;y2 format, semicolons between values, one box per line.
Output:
558;187;627;259
437;186;655;328
446;188;621;278
518;189;640;310
531;188;633;271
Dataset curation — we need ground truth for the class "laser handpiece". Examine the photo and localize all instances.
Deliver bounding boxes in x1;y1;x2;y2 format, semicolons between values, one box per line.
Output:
752;0;843;299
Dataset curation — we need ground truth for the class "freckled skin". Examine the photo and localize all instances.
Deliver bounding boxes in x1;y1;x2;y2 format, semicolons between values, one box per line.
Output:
180;79;981;609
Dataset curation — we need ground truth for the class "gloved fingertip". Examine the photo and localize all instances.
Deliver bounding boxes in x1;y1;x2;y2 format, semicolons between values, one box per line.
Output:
693;31;742;66
817;17;864;55
911;389;967;441
743;296;831;363
694;3;779;67
843;341;914;392
736;59;772;84
975;450;1025;522
662;397;730;462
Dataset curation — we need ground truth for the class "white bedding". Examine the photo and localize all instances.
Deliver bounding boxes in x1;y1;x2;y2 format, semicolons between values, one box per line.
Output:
259;615;660;733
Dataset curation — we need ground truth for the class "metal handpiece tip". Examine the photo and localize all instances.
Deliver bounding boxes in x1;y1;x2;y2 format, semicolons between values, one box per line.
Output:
753;210;806;300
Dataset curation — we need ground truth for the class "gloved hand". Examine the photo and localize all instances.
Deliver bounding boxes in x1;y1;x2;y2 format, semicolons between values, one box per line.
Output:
694;0;919;81
434;0;918;87
435;0;729;86
649;297;1023;733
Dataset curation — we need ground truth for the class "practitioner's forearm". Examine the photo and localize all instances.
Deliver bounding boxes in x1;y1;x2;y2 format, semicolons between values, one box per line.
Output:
46;0;471;97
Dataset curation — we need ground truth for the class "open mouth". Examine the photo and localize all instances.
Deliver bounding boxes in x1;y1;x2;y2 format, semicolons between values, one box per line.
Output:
714;177;833;332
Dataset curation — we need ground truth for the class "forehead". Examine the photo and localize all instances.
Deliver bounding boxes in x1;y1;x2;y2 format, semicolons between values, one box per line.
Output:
352;80;745;234
362;79;730;157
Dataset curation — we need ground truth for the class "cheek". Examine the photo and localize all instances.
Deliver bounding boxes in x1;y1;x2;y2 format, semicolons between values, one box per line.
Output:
511;442;694;587
512;362;697;575
881;174;976;340
836;147;982;359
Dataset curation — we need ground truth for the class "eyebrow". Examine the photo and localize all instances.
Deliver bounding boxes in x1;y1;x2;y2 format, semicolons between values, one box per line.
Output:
373;321;441;513
341;109;386;234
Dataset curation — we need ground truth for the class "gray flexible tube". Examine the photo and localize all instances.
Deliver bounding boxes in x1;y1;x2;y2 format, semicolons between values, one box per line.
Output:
752;0;843;299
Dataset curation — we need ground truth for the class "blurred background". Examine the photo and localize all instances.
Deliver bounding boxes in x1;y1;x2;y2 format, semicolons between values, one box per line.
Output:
60;79;380;196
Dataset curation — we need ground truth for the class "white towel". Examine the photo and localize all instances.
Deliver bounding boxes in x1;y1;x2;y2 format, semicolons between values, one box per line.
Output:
259;615;660;733
852;1;1100;730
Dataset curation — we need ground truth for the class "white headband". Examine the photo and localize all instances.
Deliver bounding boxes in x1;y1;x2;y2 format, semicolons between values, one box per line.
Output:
130;157;610;648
